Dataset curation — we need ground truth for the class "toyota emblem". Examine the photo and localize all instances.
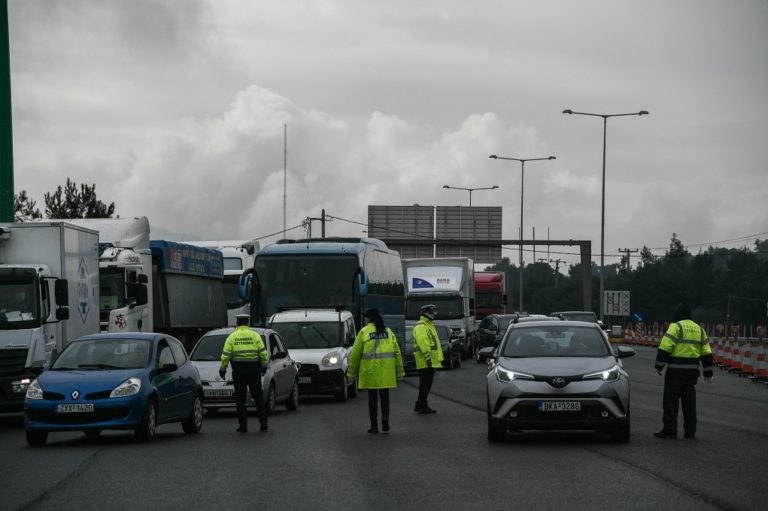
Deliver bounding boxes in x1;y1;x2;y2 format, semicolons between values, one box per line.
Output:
71;390;80;400
550;377;566;388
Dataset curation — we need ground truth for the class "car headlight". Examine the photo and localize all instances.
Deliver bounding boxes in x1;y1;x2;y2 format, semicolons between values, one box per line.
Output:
321;351;342;368
110;377;142;398
495;365;534;383
25;379;43;400
583;365;620;382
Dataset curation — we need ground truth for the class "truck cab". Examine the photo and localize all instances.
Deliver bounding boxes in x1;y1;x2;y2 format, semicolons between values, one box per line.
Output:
267;308;358;402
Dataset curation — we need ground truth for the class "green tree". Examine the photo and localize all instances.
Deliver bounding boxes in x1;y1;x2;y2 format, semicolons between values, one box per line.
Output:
13;190;42;222
44;178;115;218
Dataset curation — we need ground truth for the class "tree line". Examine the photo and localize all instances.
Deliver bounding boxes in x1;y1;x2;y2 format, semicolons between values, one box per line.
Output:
13;178;115;221
485;233;768;329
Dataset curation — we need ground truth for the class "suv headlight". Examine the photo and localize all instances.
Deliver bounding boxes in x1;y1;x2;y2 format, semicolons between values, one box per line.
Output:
321;351;342;368
25;379;43;400
495;365;534;383
110;377;142;398
583;365;620;382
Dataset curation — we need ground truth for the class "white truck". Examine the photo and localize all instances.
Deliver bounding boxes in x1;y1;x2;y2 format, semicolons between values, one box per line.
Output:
66;217;153;333
0;222;100;412
402;257;477;359
185;240;259;326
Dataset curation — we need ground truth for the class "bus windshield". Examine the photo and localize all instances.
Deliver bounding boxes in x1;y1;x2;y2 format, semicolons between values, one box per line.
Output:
254;255;359;318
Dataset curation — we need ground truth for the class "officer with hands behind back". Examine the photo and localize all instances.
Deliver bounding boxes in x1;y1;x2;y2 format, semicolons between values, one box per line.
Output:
654;302;713;440
412;304;443;414
220;314;269;433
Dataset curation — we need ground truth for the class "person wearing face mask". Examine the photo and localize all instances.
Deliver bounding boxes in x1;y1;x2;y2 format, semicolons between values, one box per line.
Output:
346;308;405;434
412;304;443;414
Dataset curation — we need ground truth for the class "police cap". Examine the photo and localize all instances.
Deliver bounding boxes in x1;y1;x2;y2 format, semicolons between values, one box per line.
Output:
420;304;437;313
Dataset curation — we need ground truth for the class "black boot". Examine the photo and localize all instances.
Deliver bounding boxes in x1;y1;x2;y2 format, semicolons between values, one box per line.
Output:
382;420;390;433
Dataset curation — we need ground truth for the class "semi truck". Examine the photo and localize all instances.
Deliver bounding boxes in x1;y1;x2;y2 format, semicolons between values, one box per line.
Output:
402;257;477;359
149;240;228;349
185;240;259;326
66;218;228;349
0;222;100;412
475;271;507;319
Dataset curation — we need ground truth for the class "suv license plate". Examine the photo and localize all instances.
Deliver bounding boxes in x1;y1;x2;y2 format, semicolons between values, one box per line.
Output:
56;403;94;413
538;401;581;412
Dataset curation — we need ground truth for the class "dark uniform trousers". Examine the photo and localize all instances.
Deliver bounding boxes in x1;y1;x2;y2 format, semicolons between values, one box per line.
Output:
368;389;390;426
232;361;267;429
416;367;435;410
662;369;698;436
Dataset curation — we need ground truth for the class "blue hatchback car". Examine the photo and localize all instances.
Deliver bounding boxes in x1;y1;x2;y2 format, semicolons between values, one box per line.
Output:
24;333;203;446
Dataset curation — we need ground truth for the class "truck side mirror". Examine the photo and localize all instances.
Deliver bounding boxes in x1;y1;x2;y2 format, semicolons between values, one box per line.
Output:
357;273;369;296
239;269;253;299
54;279;69;306
137;273;148;284
134;284;148;306
56;307;70;320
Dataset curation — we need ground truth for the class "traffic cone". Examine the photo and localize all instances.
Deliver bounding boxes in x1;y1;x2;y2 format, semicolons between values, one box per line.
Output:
723;338;733;371
754;340;767;382
712;337;723;366
742;339;756;379
731;339;743;374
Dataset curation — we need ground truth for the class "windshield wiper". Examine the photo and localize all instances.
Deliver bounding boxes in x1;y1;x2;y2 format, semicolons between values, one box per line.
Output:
77;363;122;370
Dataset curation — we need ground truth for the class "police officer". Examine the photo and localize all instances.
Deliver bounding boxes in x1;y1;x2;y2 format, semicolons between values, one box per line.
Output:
346;308;405;434
654;302;713;439
220;314;269;433
412;304;443;414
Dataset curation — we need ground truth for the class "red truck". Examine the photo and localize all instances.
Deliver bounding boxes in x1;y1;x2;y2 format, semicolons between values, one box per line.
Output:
475;272;507;319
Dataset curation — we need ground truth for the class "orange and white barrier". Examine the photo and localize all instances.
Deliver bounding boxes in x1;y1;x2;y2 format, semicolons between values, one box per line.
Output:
731;339;743;373
754;340;767;381
723;338;734;370
741;339;756;378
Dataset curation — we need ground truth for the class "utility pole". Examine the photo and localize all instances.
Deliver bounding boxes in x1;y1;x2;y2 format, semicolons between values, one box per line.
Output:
282;124;287;238
304;210;329;238
617;248;639;272
0;0;13;223
550;258;565;288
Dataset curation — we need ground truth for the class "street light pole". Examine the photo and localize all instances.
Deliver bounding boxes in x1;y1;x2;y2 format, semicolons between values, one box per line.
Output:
442;184;499;207
488;155;556;312
562;109;648;321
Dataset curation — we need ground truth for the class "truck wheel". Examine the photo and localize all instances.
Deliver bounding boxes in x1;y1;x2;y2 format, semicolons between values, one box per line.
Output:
26;430;48;447
135;399;157;442
285;380;299;411
182;395;203;434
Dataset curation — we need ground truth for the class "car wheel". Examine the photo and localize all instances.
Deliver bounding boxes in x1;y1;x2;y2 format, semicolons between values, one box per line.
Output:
83;429;102;439
26;430;48;447
135;399;157;442
335;378;349;402
266;384;276;415
182;395;203;434
487;399;505;443
285;380;299;411
444;348;453;370
611;410;631;443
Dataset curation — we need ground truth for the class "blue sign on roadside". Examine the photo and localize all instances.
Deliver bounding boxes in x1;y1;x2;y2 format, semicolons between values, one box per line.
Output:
632;312;645;324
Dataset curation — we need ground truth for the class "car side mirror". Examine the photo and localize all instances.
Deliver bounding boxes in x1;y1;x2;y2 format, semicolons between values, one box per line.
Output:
615;345;636;359
272;351;287;360
159;363;178;373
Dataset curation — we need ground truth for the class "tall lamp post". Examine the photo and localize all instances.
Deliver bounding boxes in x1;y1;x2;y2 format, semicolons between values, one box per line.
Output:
442;185;499;206
488;154;556;312
562;108;648;322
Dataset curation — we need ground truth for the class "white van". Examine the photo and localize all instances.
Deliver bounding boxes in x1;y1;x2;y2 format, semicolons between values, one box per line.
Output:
267;309;358;402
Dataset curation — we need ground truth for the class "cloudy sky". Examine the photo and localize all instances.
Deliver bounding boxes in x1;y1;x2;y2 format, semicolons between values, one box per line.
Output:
9;0;768;268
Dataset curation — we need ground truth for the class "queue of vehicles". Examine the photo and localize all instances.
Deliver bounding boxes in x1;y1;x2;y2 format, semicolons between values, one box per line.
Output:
4;225;626;445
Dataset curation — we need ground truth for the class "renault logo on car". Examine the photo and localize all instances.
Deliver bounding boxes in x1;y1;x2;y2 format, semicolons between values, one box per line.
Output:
71;390;80;400
550;377;566;388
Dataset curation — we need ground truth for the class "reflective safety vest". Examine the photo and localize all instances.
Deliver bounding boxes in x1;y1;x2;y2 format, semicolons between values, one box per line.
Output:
655;319;713;376
412;316;443;370
346;324;405;389
221;326;268;369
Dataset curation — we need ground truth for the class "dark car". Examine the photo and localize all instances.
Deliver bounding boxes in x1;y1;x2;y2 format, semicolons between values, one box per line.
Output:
403;324;463;373
481;320;635;443
24;333;203;446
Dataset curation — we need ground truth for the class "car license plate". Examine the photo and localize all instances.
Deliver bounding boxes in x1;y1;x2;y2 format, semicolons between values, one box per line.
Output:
298;377;311;384
204;389;233;398
56;403;94;413
538;401;581;412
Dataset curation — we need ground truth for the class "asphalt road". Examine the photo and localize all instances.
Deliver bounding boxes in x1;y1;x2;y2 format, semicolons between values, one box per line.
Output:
1;346;767;511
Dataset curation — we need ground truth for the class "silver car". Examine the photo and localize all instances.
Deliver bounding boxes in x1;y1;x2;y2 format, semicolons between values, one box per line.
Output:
481;320;635;443
189;327;299;415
